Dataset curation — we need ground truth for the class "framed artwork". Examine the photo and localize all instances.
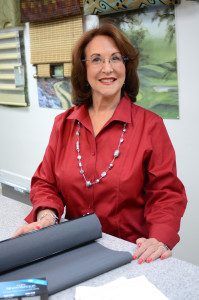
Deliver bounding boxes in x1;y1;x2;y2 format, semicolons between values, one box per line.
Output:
37;77;72;109
101;7;179;119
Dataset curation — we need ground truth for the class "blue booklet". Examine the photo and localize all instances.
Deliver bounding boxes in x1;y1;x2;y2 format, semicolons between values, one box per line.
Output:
0;278;48;300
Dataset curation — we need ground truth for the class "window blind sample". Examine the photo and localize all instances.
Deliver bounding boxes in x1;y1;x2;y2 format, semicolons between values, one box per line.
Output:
29;16;83;78
0;214;132;295
0;29;27;106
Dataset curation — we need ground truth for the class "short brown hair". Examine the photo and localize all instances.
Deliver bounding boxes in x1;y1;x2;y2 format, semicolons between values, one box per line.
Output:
71;23;139;106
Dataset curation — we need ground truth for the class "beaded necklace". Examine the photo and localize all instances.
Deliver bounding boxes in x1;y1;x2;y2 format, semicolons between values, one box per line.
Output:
76;121;127;187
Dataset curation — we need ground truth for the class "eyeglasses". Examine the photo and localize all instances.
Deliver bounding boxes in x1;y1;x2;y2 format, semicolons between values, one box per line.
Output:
82;53;129;66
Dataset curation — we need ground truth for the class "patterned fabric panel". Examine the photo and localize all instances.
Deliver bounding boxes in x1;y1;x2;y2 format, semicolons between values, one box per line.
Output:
83;0;179;15
0;0;20;29
20;0;82;23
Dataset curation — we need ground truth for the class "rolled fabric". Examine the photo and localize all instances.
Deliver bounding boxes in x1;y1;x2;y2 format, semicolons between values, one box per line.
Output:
0;213;102;273
83;0;179;15
0;214;132;295
0;242;133;295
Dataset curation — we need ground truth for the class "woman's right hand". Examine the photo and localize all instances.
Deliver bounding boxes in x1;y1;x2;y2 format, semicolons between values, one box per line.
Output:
13;221;44;238
13;209;57;238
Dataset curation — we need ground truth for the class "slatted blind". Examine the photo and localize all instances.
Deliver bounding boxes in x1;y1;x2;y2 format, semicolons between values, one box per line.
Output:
0;29;27;106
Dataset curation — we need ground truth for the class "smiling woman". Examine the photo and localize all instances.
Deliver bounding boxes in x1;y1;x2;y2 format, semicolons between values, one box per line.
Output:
15;23;187;266
71;23;139;107
84;36;126;111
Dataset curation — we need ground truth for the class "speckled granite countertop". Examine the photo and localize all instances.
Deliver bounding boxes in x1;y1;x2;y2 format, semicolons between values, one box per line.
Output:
0;195;199;299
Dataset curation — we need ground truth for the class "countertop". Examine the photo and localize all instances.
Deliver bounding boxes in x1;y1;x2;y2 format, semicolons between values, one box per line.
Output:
0;195;199;299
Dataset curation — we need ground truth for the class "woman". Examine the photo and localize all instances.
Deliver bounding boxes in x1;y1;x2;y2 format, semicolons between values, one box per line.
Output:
15;23;187;264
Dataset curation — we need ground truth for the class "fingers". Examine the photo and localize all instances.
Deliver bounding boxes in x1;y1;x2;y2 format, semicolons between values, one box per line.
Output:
133;238;172;264
136;237;146;248
161;248;172;260
13;222;43;238
13;214;57;238
133;237;156;260
143;244;171;263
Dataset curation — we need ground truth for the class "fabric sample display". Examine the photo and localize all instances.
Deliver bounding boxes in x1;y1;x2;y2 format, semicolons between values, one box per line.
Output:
0;214;132;295
83;0;179;15
20;0;81;23
0;29;27;106
0;0;20;29
29;16;83;77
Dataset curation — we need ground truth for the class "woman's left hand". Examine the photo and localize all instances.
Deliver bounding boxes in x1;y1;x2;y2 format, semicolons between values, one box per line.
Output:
133;237;172;264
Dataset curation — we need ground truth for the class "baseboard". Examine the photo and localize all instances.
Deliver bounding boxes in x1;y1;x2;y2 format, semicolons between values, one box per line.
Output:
1;183;31;205
0;170;31;205
0;169;30;192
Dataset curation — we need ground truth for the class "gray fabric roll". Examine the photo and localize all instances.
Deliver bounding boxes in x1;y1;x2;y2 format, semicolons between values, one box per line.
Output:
0;214;102;273
0;242;132;295
0;213;132;295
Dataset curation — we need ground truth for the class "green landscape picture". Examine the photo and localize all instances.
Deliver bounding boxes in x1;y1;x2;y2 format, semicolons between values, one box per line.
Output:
102;8;179;119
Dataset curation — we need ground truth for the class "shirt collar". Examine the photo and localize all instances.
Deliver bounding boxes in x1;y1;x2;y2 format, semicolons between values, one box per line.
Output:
67;95;133;128
109;95;132;124
67;104;92;132
67;104;89;123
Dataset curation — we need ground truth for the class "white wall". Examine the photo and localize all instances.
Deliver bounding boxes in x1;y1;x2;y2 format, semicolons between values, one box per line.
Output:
0;23;62;182
165;1;199;265
0;1;198;265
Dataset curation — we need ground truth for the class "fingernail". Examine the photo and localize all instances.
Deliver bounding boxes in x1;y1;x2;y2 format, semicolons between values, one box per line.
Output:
35;225;41;230
161;255;166;260
132;255;137;260
138;243;142;247
138;258;143;264
146;258;152;263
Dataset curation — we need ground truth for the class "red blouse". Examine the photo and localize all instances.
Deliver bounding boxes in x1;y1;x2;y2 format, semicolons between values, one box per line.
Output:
26;96;187;249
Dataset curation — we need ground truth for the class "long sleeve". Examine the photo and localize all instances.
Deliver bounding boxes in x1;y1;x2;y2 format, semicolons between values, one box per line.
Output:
25;116;65;223
143;118;187;249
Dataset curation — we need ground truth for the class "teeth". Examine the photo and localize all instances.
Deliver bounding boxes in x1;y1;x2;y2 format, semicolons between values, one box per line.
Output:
100;78;115;83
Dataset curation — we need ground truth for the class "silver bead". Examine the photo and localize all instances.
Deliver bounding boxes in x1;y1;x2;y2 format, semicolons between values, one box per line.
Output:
86;181;92;187
95;179;100;183
77;155;81;160
80;169;84;174
101;171;107;177
120;138;124;143
109;163;114;169
76;141;79;150
114;150;120;158
123;128;126;132
79;162;82;167
76;131;80;136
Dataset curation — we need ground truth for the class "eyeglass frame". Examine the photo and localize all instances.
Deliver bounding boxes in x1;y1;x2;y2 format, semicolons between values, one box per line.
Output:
82;52;129;66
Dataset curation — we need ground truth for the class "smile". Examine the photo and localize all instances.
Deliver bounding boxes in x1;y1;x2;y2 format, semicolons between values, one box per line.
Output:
99;78;117;84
